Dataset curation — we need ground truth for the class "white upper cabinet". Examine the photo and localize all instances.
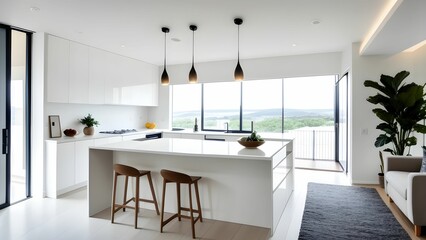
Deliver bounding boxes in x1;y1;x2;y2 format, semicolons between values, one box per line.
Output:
46;35;70;103
69;42;90;103
46;34;158;106
88;48;108;104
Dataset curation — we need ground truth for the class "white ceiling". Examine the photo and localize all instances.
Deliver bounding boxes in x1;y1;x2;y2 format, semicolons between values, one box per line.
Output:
0;0;396;66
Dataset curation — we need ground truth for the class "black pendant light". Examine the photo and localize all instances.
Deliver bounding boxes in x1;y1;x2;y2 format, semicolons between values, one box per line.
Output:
234;18;244;81
161;27;170;85
189;25;198;83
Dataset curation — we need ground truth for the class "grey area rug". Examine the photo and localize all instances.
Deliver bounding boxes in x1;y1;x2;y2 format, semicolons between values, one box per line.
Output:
298;183;409;240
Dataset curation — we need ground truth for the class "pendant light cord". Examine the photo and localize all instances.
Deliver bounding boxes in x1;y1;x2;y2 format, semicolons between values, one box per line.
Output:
237;25;240;60
164;32;167;69
192;29;195;66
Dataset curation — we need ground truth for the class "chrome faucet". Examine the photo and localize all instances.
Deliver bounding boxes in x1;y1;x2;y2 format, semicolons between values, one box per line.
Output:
225;122;229;133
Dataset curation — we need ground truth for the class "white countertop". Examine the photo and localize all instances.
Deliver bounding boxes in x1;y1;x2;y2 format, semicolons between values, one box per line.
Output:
91;138;290;160
162;129;295;141
46;129;163;143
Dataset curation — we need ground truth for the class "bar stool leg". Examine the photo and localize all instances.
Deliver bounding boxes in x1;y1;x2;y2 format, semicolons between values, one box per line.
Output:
123;175;129;212
160;180;167;233
188;184;196;239
111;173;118;223
147;172;160;215
177;182;181;221
194;181;203;222
135;176;140;229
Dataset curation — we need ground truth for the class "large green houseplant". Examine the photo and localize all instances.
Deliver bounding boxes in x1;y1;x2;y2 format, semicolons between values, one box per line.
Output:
364;70;426;156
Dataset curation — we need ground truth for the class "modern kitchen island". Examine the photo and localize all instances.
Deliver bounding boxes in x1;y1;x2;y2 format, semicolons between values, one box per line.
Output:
88;137;293;234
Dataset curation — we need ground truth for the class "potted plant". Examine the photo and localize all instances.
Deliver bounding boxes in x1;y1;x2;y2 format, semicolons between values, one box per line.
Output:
79;113;99;135
364;70;426;184
364;70;426;155
378;151;385;188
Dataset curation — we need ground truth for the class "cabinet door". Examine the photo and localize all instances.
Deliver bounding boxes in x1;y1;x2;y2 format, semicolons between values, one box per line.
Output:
69;42;89;103
46;35;69;103
162;133;181;138
74;140;94;184
94;136;123;146
89;48;107;104
57;142;75;190
122;134;146;141
181;133;204;140
136;61;158;106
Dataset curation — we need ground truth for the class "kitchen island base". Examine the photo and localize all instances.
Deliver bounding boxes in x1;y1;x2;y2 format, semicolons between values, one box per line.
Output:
88;138;293;235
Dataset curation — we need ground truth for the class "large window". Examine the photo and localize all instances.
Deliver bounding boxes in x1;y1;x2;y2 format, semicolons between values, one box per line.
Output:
172;75;335;134
203;82;240;131
172;84;202;129
242;79;282;132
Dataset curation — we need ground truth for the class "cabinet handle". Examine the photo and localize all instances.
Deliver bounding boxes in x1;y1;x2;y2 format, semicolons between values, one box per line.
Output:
204;135;225;141
2;128;8;154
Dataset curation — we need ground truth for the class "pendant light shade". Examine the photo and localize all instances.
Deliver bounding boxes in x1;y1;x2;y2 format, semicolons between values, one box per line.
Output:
161;27;170;85
234;18;244;81
189;25;198;83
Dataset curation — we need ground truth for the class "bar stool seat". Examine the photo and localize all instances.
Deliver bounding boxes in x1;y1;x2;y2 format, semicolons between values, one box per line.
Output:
111;164;160;229
160;169;203;239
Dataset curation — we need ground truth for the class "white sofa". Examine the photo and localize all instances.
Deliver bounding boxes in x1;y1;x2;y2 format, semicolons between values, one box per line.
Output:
385;156;426;236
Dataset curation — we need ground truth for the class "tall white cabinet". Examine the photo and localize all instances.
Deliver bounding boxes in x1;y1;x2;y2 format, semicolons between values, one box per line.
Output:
46;34;159;106
46;35;70;103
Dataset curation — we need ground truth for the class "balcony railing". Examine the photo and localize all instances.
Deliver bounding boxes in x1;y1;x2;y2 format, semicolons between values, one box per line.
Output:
289;128;335;161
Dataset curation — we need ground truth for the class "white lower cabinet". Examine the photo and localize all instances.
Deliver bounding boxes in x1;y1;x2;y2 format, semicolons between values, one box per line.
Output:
74;140;95;184
122;134;146;141
162;132;181;138
181;133;204;140
56;142;75;191
46;136;122;198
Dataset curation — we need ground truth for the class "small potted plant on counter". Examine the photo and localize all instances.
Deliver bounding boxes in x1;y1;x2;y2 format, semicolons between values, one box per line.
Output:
238;131;265;148
79;113;99;136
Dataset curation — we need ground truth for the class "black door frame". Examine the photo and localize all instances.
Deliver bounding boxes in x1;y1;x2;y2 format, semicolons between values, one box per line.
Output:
335;72;349;173
0;23;11;210
0;24;32;209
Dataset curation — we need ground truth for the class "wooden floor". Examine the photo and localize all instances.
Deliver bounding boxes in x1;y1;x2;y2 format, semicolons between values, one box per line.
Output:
0;169;424;240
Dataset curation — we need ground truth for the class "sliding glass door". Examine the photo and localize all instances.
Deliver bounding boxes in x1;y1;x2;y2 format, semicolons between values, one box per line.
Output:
0;25;31;209
0;24;11;209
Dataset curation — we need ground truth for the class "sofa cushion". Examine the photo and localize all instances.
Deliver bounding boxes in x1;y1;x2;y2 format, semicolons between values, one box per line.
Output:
386;171;409;200
421;146;426;172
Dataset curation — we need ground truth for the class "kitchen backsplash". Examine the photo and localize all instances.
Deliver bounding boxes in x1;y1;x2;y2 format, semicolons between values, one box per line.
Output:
44;102;148;138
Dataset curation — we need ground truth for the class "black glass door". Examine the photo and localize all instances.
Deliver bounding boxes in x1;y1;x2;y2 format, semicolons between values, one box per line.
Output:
0;24;11;209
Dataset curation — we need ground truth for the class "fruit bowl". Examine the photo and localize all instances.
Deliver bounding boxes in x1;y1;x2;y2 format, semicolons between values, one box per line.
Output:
63;129;78;137
237;137;265;148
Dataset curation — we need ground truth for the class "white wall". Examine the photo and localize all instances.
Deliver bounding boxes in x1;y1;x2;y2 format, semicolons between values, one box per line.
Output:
149;52;342;129
31;32;45;197
351;42;426;184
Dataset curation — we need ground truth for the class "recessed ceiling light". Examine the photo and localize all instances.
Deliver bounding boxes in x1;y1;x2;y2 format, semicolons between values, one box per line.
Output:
311;19;321;25
121;45;125;48
292;43;297;47
30;6;40;12
171;38;181;42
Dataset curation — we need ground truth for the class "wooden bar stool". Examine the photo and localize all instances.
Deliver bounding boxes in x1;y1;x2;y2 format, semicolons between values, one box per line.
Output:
160;169;203;239
111;164;160;229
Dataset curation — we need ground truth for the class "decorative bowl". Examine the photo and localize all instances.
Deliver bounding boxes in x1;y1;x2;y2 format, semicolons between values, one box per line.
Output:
237;137;265;148
63;129;78;137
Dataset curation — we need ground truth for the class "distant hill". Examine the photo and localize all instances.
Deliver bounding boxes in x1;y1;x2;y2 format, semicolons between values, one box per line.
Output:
174;108;333;118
